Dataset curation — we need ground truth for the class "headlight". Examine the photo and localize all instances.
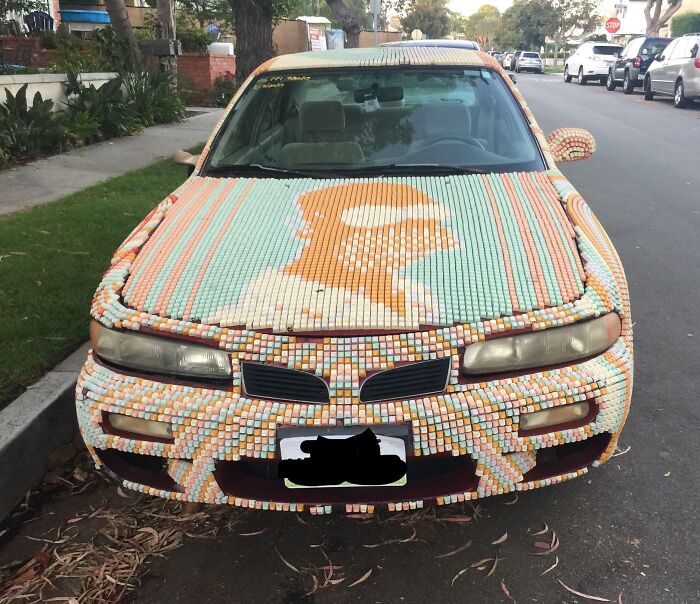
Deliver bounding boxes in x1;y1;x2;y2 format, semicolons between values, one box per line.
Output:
90;321;231;379
462;314;621;376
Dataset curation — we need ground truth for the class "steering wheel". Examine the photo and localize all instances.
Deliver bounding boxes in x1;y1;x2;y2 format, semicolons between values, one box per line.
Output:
418;136;485;151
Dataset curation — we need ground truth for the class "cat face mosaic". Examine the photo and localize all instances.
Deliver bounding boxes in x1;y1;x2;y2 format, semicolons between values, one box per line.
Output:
76;48;633;513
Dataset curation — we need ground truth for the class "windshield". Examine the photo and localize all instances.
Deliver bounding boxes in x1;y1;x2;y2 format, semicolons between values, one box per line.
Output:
593;46;622;56
206;67;544;177
523;52;540;58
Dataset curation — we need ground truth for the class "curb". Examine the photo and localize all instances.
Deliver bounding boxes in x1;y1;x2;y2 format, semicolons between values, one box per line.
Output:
0;343;89;520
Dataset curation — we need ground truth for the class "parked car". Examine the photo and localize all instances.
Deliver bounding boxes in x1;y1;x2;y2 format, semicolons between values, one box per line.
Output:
502;52;514;69
565;41;623;85
510;50;523;70
515;51;543;73
644;33;700;107
606;36;671;93
78;47;633;513
487;50;503;62
381;39;481;51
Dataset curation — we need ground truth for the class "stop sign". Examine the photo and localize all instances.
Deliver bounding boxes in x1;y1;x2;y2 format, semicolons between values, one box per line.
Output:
605;17;621;33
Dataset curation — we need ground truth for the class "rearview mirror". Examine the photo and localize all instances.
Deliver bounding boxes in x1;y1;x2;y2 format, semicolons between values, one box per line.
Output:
508;73;517;84
546;128;596;163
173;149;199;175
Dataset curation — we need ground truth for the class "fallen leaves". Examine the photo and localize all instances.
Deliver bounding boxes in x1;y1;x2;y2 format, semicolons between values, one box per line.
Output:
435;540;472;559
557;579;614;601
348;567;373;587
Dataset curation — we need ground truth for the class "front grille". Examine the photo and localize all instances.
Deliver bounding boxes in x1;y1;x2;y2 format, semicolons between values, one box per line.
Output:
359;358;451;403
241;362;329;403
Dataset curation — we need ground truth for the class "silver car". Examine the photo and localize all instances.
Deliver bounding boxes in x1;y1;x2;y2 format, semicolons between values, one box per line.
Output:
644;34;700;108
515;51;543;73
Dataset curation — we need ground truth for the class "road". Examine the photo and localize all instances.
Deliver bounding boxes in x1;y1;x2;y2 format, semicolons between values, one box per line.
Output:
2;74;700;604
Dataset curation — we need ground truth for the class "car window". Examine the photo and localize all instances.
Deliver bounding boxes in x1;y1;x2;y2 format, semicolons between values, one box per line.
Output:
674;37;700;58
626;39;643;56
523;52;539;58
593;46;622;56
207;67;546;176
662;39;678;59
641;38;670;56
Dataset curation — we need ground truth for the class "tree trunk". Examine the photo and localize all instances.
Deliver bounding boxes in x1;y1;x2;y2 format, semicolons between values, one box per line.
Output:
229;0;274;84
645;0;683;36
155;0;177;78
104;0;141;65
326;0;363;48
553;39;559;67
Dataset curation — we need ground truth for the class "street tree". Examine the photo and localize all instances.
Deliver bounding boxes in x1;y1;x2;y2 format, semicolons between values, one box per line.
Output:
545;0;599;66
496;0;552;50
644;0;684;35
465;4;501;50
324;0;371;47
229;0;300;83
104;0;142;63
402;0;451;39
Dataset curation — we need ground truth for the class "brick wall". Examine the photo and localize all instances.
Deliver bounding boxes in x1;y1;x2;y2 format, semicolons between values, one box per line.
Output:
178;52;235;105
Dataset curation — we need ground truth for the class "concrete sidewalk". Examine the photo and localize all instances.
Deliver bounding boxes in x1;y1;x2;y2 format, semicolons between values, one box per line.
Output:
0;107;223;217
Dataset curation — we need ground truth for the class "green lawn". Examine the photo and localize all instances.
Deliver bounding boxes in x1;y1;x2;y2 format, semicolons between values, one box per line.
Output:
0;155;196;409
544;65;565;74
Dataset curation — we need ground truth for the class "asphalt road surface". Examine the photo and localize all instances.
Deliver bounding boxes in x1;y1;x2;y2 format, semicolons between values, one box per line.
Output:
5;73;700;604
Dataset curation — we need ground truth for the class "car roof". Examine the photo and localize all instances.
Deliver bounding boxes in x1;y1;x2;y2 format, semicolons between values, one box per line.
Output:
380;39;479;49
263;47;493;73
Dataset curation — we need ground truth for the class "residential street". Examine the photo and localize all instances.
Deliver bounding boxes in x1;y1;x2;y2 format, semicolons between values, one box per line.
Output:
3;74;700;604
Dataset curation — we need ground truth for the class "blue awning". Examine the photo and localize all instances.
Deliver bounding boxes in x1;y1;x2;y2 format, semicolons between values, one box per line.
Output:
59;9;110;23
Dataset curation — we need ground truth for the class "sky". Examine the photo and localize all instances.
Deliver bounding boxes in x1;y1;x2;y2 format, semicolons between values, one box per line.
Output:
448;0;514;16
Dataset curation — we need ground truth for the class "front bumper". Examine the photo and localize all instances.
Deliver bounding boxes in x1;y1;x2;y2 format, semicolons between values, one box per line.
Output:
77;337;632;514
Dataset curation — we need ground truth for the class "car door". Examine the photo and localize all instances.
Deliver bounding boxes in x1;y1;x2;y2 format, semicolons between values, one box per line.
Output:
615;41;633;80
667;38;692;88
654;39;677;94
568;45;582;73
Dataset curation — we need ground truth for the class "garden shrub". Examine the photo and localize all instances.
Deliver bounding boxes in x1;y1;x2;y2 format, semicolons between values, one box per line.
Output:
0;85;72;159
213;72;237;107
123;69;185;127
671;12;700;37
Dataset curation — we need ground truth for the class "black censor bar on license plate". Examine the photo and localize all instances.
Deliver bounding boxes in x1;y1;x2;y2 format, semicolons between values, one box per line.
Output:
278;427;408;489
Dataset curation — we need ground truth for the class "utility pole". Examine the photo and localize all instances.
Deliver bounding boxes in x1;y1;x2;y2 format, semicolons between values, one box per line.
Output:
371;0;380;46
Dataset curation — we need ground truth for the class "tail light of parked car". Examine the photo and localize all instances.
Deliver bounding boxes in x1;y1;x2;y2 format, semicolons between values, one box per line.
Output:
633;56;641;68
695;58;700;68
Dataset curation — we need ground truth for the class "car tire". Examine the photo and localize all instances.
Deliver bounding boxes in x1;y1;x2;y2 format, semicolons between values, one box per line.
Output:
578;67;587;85
606;71;617;90
674;79;688;108
622;72;635;94
564;65;572;83
644;76;654;101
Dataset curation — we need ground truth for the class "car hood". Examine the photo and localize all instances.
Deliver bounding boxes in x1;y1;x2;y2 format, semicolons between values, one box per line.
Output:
121;172;585;332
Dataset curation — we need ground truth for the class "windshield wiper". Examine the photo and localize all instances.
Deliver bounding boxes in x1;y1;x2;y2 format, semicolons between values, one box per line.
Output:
334;164;490;177
203;164;330;179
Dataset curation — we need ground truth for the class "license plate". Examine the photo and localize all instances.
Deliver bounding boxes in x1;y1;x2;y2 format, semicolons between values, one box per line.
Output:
279;428;407;489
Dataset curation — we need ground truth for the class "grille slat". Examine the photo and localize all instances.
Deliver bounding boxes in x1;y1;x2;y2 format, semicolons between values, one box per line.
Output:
241;363;329;403
359;358;451;403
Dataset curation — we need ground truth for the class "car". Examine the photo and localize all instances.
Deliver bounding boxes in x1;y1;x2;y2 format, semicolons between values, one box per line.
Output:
565;41;622;85
606;36;671;94
644;33;700;108
502;52;514;69
510;50;523;70
381;39;481;51
487;50;503;61
77;47;633;513
515;51;543;73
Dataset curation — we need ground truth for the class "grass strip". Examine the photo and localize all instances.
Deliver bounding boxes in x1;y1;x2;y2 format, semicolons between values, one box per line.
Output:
0;154;195;409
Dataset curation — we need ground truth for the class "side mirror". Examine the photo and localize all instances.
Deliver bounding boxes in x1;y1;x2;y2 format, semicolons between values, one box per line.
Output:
655;53;663;61
173;149;200;175
508;73;517;84
546;128;596;163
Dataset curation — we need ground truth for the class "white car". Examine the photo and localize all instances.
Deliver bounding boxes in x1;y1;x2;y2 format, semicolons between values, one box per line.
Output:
565;42;623;85
515;51;543;73
502;53;514;69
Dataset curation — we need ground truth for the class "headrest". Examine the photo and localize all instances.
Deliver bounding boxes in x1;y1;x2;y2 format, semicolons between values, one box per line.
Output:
413;102;471;140
300;101;345;133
